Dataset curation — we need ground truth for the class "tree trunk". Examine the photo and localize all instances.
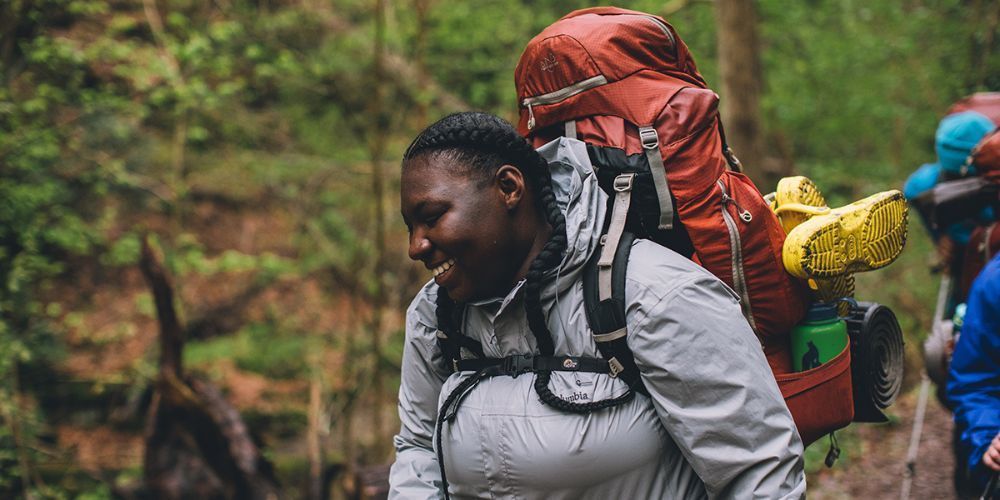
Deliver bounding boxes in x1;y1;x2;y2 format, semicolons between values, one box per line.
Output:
971;0;1000;90
413;0;432;126
714;0;787;188
140;236;279;499
140;237;183;378
307;371;324;500
368;0;389;457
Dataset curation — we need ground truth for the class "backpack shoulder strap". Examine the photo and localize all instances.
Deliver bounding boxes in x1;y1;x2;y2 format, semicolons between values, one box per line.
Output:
582;231;647;395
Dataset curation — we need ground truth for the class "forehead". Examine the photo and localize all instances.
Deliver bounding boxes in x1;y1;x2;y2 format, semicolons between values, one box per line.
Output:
400;155;480;208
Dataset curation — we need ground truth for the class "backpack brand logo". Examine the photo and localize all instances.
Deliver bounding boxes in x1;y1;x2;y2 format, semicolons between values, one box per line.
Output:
540;52;558;72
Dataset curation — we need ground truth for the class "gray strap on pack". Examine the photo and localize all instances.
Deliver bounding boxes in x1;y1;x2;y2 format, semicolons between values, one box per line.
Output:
564;120;577;139
639;126;674;230
984;223;996;260
592;327;627;343
598;174;635;301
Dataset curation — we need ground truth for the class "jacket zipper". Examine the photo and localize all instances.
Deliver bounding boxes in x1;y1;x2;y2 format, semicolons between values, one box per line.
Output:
522;75;608;129
717;180;757;333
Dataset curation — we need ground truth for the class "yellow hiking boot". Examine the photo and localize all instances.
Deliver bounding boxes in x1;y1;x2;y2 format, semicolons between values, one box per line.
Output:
770;176;855;308
782;190;908;280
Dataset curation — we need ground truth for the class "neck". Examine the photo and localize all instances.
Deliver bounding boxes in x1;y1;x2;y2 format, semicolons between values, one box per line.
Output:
511;218;555;286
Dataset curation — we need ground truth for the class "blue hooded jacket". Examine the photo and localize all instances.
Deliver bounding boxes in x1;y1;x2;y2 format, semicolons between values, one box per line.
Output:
947;251;1000;489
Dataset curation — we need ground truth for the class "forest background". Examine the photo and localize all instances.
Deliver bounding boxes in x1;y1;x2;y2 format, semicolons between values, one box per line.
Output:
2;0;998;498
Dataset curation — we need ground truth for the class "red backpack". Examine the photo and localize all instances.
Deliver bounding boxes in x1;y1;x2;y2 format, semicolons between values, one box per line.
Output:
515;7;851;445
948;92;1000;125
973;129;1000;184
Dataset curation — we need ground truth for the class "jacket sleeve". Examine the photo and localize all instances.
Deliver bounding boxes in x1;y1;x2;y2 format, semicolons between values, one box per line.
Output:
626;273;806;499
947;259;1000;487
388;293;450;499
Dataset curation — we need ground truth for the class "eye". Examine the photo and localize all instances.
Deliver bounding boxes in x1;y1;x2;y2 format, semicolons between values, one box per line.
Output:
423;213;442;227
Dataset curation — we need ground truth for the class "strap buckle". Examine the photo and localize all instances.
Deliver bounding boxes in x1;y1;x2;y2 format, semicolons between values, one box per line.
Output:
613;174;634;192
608;357;624;378
501;354;535;378
639;127;659;150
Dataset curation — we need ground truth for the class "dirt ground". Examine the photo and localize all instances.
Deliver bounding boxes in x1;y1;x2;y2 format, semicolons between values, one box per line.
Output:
809;381;958;499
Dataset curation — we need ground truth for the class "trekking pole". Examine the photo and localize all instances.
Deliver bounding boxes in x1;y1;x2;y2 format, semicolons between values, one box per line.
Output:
901;274;952;500
900;373;931;500
982;471;998;500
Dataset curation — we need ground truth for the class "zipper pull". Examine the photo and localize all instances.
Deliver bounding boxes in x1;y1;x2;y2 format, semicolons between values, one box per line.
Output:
721;188;753;222
525;101;536;130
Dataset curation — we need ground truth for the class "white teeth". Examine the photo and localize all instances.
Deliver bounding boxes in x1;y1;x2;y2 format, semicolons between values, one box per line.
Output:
433;259;455;278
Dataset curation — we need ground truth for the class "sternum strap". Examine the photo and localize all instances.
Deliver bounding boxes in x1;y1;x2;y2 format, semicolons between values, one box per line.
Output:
455;354;611;378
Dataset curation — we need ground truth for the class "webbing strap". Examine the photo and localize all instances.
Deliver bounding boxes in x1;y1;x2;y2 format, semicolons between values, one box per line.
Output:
592;327;627;343
984;223;996;260
598;174;635;301
455;354;611;377
638;126;674;230
564;120;577;139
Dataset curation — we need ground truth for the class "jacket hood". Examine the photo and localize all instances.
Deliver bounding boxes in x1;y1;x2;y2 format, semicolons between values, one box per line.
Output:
537;137;607;300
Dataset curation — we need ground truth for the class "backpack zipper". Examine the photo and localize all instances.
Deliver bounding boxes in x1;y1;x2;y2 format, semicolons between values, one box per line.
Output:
639;15;675;47
717;180;758;333
521;15;672;130
522;75;608;129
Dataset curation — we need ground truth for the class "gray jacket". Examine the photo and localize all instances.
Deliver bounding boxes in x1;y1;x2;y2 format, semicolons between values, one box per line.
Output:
389;138;806;499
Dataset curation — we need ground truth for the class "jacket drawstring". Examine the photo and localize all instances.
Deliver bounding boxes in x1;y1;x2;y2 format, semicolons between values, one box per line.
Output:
435;369;490;499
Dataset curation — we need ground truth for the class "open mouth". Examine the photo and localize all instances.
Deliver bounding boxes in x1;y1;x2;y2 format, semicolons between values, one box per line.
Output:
432;258;456;281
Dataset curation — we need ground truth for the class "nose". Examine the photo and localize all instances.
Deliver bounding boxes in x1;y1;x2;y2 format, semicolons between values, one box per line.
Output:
408;229;432;261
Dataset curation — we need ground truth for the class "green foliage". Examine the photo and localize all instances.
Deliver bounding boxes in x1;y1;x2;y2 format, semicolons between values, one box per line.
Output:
186;321;314;380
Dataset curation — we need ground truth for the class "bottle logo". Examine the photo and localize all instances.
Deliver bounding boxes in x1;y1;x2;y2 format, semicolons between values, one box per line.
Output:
801;341;821;370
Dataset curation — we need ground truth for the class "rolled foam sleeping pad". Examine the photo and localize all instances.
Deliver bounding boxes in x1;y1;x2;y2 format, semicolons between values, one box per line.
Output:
845;301;905;422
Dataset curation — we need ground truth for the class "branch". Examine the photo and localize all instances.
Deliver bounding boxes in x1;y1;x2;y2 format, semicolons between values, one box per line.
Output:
185;280;289;341
139;235;184;378
141;0;185;89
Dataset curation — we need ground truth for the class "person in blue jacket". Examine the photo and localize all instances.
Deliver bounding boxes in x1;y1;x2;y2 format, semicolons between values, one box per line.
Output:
947;251;1000;497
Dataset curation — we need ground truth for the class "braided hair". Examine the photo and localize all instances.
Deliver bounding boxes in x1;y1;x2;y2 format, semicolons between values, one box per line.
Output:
403;112;633;413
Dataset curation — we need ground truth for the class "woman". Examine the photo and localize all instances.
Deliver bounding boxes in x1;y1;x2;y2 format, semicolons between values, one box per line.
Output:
390;112;805;499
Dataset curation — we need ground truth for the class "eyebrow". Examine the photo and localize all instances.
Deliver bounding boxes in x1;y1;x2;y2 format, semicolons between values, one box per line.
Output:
401;200;427;223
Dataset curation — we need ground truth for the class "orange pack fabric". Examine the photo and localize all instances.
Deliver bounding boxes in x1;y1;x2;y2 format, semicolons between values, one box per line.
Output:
776;344;854;446
514;7;840;440
948;92;1000;125
973;130;1000;184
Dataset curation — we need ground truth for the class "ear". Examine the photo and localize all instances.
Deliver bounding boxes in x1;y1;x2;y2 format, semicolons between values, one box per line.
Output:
495;165;527;210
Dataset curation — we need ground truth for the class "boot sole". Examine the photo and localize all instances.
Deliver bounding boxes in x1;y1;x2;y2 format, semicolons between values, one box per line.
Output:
784;191;908;279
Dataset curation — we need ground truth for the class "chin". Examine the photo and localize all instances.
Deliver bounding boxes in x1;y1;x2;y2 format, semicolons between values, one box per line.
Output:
437;283;470;303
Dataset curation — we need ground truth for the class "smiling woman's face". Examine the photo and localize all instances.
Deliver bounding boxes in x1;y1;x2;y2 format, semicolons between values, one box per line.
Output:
400;154;534;303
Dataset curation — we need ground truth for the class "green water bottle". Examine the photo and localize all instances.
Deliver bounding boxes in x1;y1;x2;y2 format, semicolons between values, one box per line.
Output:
791;302;849;371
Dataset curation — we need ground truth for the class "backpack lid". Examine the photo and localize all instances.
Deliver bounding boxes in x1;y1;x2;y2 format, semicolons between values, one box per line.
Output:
947;92;1000;125
514;7;706;134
